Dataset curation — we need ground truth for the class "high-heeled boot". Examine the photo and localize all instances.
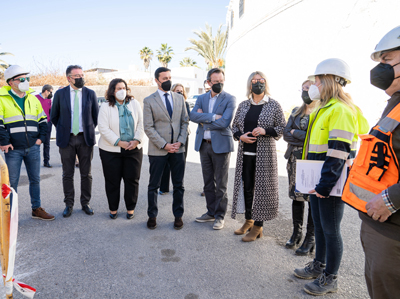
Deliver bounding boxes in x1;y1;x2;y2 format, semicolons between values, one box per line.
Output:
286;202;304;248
234;219;254;235
242;225;263;242
296;203;315;255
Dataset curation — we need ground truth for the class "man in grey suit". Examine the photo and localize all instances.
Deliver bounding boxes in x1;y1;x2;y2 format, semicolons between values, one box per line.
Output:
190;68;236;230
143;67;189;230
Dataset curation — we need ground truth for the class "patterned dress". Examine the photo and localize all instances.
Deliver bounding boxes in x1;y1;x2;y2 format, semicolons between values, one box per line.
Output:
286;114;309;201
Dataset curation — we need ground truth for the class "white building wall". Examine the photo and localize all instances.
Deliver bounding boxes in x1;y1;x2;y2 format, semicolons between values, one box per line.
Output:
225;0;400;124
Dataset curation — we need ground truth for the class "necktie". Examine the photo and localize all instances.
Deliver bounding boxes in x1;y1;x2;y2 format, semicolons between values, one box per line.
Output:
72;90;80;135
164;93;173;118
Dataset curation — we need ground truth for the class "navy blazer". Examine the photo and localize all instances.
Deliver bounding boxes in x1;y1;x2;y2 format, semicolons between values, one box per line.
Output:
51;86;99;148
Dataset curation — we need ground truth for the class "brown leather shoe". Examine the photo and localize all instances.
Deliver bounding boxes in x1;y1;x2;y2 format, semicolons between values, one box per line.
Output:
147;217;157;229
32;207;55;221
242;225;263;242
234;219;254;235
174;217;183;230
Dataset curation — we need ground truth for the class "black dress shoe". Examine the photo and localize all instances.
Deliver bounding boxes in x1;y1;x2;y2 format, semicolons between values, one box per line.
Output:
126;212;134;220
147;217;157;229
82;205;94;215
174;217;183;230
43;163;52;168
109;212;118;220
63;206;73;218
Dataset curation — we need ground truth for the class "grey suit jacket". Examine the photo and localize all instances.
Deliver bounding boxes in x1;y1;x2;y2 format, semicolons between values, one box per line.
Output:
190;90;236;154
143;90;189;156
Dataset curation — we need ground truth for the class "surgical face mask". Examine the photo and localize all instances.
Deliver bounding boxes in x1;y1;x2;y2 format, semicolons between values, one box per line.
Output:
48;92;53;99
308;84;321;101
211;82;223;94
115;89;126;101
161;80;172;91
73;77;85;89
18;80;30;92
301;90;312;104
251;82;266;95
370;62;400;90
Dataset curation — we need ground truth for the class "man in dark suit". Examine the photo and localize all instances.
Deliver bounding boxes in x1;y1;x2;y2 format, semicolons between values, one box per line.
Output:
51;65;99;217
143;67;189;230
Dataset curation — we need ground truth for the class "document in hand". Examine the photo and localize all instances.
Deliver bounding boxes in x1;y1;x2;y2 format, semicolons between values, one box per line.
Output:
295;160;348;197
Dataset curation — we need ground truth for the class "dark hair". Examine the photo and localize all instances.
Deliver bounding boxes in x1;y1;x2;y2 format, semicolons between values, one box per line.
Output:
207;68;225;81
42;84;53;93
66;65;83;76
105;78;134;107
154;67;171;80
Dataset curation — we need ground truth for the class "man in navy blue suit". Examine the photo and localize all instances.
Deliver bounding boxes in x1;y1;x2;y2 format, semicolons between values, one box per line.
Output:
51;65;99;218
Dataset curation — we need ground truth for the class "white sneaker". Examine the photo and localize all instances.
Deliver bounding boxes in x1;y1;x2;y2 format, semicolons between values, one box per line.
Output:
213;218;225;230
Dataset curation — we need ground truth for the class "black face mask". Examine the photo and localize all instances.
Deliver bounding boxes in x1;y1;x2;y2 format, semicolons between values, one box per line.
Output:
212;83;223;94
370;62;400;90
73;77;85;89
48;92;53;99
161;80;172;91
301;90;312;104
251;82;265;95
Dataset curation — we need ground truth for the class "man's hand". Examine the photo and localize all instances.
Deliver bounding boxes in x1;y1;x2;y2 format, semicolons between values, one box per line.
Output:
126;140;139;150
252;127;266;137
215;114;222;120
308;189;327;198
290;129;295;135
118;141;130;149
197;109;203;113
240;132;257;144
36;139;42;145
172;142;181;152
0;144;13;153
164;143;176;153
366;193;392;222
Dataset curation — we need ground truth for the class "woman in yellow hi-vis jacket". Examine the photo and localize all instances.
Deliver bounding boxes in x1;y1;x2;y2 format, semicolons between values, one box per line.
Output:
293;58;369;296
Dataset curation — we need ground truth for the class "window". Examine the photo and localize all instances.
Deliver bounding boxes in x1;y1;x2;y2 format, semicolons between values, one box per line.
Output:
230;10;234;28
239;0;245;18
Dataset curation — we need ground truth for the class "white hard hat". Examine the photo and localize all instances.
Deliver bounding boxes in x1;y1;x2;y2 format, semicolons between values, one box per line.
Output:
308;58;351;85
4;65;30;82
371;25;400;62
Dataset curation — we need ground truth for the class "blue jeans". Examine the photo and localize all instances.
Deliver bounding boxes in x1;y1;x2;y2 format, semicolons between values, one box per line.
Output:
310;195;344;275
5;144;41;209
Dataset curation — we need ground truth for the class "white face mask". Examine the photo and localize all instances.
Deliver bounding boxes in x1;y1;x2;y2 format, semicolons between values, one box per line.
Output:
18;81;30;92
115;89;126;101
308;84;321;101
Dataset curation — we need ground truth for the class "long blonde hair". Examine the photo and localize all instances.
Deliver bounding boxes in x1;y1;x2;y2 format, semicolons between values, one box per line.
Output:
293;80;317;117
246;71;270;98
317;75;356;112
172;83;187;100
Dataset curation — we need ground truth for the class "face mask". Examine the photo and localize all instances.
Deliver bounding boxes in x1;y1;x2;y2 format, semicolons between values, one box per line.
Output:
161;80;172;91
212;83;223;94
251;82;265;95
48;92;53;99
308;84;321;101
301;90;312;104
73;77;85;89
18;81;30;92
115;89;127;101
370;62;400;90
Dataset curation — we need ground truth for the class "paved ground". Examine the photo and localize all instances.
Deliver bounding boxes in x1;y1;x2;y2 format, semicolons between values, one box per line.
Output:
0;123;369;298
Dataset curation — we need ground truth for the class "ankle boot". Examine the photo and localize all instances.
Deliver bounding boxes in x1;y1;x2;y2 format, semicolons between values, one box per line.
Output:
296;235;315;255
286;202;304;248
234;219;254;235
242;225;263;242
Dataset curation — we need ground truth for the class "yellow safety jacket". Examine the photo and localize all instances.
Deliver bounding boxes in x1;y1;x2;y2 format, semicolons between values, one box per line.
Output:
303;98;369;196
0;86;47;149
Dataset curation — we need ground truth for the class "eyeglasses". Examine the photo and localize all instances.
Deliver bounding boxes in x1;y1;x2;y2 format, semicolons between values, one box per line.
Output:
251;78;266;84
69;75;84;79
210;81;224;84
13;77;30;83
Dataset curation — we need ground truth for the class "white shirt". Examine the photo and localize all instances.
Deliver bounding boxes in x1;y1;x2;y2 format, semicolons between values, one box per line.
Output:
250;95;269;105
158;89;174;110
204;93;219;140
70;85;83;133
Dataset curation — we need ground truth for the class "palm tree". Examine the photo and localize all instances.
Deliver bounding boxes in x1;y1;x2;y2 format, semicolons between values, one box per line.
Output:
180;57;198;67
139;47;153;72
157;43;174;67
185;24;227;69
0;51;14;72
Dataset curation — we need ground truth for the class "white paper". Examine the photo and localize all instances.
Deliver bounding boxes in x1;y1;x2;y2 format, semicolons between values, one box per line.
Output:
295;160;348;197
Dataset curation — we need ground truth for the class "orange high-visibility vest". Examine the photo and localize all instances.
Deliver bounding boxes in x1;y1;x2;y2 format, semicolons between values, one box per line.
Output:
342;104;400;212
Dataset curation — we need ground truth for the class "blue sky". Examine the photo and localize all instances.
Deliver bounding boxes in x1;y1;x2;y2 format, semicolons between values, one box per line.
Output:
1;0;229;74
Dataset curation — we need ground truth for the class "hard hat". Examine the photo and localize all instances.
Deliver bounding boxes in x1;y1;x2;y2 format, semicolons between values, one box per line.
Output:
308;58;351;85
4;65;30;82
371;25;400;62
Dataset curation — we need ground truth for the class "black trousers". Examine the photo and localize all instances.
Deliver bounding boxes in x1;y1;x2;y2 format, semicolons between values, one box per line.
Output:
42;121;52;164
148;153;185;218
99;148;143;211
243;155;263;227
59;134;93;207
160;137;188;192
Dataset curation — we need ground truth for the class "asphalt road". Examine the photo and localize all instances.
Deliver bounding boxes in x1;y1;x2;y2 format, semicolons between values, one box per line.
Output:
0;123;369;298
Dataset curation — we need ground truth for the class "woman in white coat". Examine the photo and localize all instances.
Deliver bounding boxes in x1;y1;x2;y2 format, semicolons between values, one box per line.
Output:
98;78;144;220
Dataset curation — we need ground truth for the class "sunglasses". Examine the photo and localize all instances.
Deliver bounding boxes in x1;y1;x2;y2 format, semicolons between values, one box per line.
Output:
13;77;30;83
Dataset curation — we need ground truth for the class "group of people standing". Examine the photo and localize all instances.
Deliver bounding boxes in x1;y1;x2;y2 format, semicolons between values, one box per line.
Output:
0;25;399;298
